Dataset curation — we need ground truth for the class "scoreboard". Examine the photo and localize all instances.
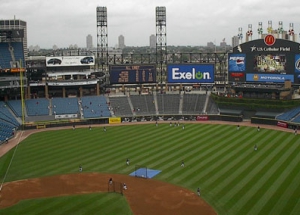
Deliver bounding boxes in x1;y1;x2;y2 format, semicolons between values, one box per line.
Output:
109;65;156;84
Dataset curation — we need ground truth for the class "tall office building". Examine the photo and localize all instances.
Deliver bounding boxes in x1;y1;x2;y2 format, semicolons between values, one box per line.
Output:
0;18;28;59
118;35;125;49
86;34;93;50
149;34;156;48
232;36;239;48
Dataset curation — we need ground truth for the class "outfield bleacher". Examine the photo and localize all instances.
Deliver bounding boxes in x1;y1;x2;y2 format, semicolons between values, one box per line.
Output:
206;95;219;114
6;100;23;117
52;97;79;115
0;101;20;143
81;96;111;118
109;96;132;116
26;98;50;116
182;94;207;114
157;94;180;114
276;107;300;121
130;95;156;115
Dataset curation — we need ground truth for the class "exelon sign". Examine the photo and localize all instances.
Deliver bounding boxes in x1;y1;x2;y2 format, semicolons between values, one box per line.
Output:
167;64;215;83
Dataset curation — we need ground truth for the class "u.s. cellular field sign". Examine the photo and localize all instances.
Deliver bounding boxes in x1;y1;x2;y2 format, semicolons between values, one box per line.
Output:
167;64;215;83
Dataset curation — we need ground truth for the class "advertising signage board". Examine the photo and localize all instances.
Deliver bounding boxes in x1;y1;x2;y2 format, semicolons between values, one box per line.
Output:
167;64;214;83
46;56;95;67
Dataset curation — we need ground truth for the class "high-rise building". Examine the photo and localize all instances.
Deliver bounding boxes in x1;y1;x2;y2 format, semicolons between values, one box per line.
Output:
118;35;125;49
149;34;156;48
86;34;93;50
232;36;239;48
0;18;28;59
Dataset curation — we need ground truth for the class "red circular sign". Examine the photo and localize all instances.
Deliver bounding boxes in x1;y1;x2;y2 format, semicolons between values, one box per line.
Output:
264;34;276;46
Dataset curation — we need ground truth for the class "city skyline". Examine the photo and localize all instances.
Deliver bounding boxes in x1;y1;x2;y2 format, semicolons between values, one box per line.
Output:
2;0;300;49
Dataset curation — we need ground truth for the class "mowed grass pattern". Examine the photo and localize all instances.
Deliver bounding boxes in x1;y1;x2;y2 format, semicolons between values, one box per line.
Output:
0;123;300;215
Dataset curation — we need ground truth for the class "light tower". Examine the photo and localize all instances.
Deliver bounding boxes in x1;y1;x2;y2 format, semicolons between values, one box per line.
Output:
96;7;108;82
238;27;243;44
156;6;167;85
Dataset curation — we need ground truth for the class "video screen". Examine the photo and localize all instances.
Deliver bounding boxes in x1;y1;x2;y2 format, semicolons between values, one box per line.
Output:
253;54;286;73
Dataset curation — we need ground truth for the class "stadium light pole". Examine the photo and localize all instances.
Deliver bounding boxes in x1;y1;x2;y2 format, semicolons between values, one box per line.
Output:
156;6;167;93
96;7;108;86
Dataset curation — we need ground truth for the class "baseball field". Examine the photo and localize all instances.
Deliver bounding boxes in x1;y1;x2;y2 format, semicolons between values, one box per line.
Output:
0;121;299;214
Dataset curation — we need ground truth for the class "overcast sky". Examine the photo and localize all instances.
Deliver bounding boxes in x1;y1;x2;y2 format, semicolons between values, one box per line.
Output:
1;0;300;49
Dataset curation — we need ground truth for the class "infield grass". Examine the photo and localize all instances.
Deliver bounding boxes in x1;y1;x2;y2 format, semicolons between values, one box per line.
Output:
0;123;300;215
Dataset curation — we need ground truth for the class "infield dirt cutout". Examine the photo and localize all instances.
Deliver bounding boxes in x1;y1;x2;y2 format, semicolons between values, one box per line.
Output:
0;121;291;214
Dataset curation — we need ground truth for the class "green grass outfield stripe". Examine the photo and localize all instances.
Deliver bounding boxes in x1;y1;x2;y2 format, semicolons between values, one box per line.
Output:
158;123;231;180
173;125;254;185
230;133;299;214
216;130;287;204
172;127;241;184
147;124;218;162
258;142;300;215
221;132;295;212
181;126;257;188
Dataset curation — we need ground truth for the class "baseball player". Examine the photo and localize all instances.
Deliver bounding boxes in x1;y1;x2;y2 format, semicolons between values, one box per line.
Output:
89;125;92;130
79;165;83;172
294;129;297;135
257;126;260;131
181;160;185;167
103;126;106;132
123;183;127;190
237;125;240;130
109;178;113;185
126;158;130;165
254;144;258;151
197;188;201;196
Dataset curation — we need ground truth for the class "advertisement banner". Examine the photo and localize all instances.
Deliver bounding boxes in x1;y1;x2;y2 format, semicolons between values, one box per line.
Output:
228;54;246;72
167;64;214;83
246;74;294;83
46;56;95;67
277;121;288;128
109;117;121;124
196;115;209;121
295;54;300;73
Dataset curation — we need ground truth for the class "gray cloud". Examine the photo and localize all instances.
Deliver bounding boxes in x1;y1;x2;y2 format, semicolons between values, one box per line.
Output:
2;0;300;48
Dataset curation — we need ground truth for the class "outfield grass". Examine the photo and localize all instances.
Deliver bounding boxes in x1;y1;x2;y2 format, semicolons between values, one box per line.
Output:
0;123;300;215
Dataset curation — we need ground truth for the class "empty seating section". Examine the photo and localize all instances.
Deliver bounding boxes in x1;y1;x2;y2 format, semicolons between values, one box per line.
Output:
26;98;50;116
157;94;180;114
130;95;156;115
182;94;199;114
206;96;219;114
276;107;300;121
109;96;132;116
81;96;111;118
0;101;20;126
52;97;79;115
0;101;19;143
7;100;23;117
0;42;25;69
182;94;206;114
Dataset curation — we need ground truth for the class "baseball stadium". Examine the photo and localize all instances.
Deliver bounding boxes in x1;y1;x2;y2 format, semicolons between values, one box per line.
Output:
1;8;300;215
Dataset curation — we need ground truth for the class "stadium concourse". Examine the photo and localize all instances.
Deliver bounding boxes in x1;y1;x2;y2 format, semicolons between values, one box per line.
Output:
0;120;294;215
